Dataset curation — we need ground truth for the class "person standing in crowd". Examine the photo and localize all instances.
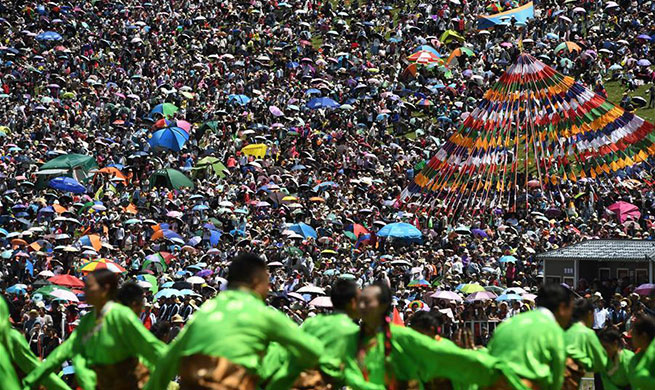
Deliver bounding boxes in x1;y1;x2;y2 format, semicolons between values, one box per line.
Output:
599;328;634;390
563;299;608;390
486;283;573;390
116;281;146;316
144;253;324;390
347;280;523;389
23;270;166;390
140;302;157;331
629;315;655;390
1;297;70;390
594;295;610;330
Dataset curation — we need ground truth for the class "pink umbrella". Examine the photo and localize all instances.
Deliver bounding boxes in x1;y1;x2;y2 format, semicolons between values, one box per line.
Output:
430;291;463;302
607;201;641;223
465;291;497;302
635;283;655;296
522;293;537;302
175;120;192;132
50;288;80;302
269;106;284;117
309;296;332;308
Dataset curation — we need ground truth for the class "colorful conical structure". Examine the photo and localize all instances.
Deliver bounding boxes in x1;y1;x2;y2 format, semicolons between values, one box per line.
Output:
404;53;655;213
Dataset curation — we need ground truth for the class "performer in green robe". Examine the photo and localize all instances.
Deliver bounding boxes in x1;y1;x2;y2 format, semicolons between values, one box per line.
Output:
629;314;655;390
598;328;634;390
344;280;524;390
261;278;374;390
487;283;573;390
23;270;165;390
0;297;23;390
563;298;608;389
144;253;324;390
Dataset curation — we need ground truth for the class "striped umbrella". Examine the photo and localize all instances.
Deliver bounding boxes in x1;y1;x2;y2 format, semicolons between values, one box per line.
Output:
80;259;126;274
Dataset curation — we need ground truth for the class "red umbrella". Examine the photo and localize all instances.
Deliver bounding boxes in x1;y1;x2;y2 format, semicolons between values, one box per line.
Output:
607;201;641;223
48;275;84;288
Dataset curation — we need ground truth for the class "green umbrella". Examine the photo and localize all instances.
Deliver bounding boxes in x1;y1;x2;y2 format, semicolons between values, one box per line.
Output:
339;273;356;280
40;154;98;172
148;168;195;190
285;246;303;256
193;156;228;178
344;231;357;241
460;283;485;294
139;274;159;294
142;259;167;273
35;285;71;296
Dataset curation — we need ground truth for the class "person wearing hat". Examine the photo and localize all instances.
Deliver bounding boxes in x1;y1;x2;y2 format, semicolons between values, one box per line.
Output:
563;299;608;390
486;283;573;390
144;253;324;390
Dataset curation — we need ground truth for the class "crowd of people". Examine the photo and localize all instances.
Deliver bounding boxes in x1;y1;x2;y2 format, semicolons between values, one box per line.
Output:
0;0;655;388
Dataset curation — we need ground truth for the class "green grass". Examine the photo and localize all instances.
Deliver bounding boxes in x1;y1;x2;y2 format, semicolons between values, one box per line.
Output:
604;80;654;123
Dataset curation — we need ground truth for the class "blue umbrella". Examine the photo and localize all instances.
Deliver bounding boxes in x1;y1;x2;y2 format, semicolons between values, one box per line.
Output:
377;222;422;243
312;181;338;192
208;230;222;246
192;204;209;211
7;284;27;294
154;288;180;299
289;222;317;239
187;236;202;247
228;94;251;105
496;293;523;301
36;31;63;41
499;255;517;263
161;281;174;288
149;127;189;152
287;61;299;69
49;177;86;193
307;97;340;109
413;45;440;56
305;88;322;95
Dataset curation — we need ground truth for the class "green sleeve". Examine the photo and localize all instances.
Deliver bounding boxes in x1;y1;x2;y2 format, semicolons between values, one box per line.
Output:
71;354;97;390
117;307;166;369
22;330;78;389
586;332;609;373
0;343;21;390
6;330;72;390
143;328;187;390
342;353;386;390
631;340;655;390
394;327;504;387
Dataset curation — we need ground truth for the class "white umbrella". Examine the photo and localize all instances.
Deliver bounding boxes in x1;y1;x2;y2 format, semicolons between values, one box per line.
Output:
186;276;205;284
430;291;463;302
309;296;333;308
297;285;326;295
50;289;79;302
38;270;55;278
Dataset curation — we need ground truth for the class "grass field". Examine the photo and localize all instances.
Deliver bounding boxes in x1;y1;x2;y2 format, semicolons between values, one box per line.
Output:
603;81;654;123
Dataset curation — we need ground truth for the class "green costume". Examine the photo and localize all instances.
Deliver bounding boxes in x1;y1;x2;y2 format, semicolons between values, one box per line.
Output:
0;298;22;390
564;321;608;372
344;324;521;390
487;308;566;390
600;348;634;390
7;328;72;390
144;289;324;390
23;301;165;390
629;339;655;390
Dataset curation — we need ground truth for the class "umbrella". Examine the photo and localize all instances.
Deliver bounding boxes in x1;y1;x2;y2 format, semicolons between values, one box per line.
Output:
308;296;333;308
149;127;189;152
499;255;517;263
150;103;178;117
78;235;102;251
555;41;582;53
459;283;485;294
496;293;523;301
307;97;340;109
41;154;98;172
407;279;431;288
155;289;181;299
49;177;86;193
36;31;63;41
228;94;251;105
80;259;126;274
241;144;268;158
297;285;325;295
635;283;655;296
377;222;422;243
7;284;27;294
430;291;463;302
288;222;317;239
148;169;194;190
465;291;498;302
186;276;205;284
48;275;84;288
607;201;641;223
637;59;652;67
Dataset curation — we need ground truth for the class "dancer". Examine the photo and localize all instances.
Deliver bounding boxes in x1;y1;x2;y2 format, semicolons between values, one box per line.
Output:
598;328;634;390
23;270;165;390
486;283;573;390
628;315;655;390
144;253;324;390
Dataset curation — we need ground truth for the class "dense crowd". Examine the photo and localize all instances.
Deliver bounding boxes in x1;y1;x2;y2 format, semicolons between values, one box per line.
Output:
0;0;655;387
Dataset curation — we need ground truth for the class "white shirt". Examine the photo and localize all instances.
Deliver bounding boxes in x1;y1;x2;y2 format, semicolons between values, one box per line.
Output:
594;307;609;329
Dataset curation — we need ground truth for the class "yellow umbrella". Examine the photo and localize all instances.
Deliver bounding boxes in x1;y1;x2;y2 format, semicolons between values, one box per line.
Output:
282;196;298;202
0;126;9;134
241;144;267;158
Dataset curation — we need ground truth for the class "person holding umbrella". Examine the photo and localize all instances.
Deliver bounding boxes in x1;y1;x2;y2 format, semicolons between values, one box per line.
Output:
144;253;324;390
23;270;166;390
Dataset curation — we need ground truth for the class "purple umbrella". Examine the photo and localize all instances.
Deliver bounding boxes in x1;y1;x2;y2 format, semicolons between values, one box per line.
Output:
269;105;284;117
430;290;463;302
637;59;652;67
465;291;497;302
635;283;655;296
471;228;488;238
196;269;213;278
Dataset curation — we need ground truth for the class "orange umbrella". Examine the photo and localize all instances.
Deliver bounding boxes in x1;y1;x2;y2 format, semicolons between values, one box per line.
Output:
78;234;102;251
93;167;127;184
309;197;326;203
11;238;27;247
53;204;67;214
